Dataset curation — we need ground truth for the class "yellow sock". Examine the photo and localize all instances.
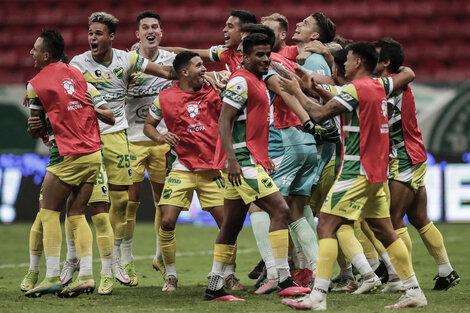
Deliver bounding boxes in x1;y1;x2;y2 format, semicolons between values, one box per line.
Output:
316;238;338;280
360;220;386;255
159;227;176;266
337;224;364;260
395;227;412;258
355;220;378;259
124;201;140;239
109;190;129;240
92;213;113;260
228;242;237;265
29;212;43;256
67;215;93;258
214;244;236;265
65;215;75;241
154;202;161;235
386;238;414;280
269;229;289;260
419;222;449;265
40;209;61;257
337;245;349;269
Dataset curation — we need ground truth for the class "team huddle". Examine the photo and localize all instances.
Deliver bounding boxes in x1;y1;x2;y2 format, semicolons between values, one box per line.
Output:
21;8;460;311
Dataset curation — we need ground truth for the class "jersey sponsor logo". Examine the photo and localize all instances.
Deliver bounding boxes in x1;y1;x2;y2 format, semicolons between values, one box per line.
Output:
162;188;172;199
187;122;206;133
62;79;76;96
222;89;244;104
67;101;83;111
113;67;124;79
381;99;388;117
381;123;389;134
95;69;102;77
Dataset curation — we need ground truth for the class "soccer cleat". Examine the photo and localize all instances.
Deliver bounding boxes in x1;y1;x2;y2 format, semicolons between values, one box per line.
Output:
331;278;358;292
433;270;460;290
98;274;114;295
248;259;265;279
375;260;389;284
223;274;244;290
60;259;79;285
352;276;381;294
292;268;306;286
152;258;166;279
203;288;244;301
123;261;138;287
112;258;130;285
162;275;178;292
277;277;311;297
255;279;278;295
20;270;39;292
385;293;428;309
282;295;327;311
25;276;62;298
382;280;405;293
59;275;95;298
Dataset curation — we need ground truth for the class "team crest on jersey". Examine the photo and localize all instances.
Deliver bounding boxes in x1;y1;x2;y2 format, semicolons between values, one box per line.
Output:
186;102;200;119
261;178;273;188
163;188;172;199
62;79;75;96
136;106;149;119
113;67;124;79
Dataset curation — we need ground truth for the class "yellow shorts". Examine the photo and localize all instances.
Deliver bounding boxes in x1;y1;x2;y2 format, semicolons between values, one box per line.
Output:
46;151;101;186
310;160;335;215
321;175;390;221
224;165;279;204
101;130;132;186
88;161;109;204
129;141;170;183
158;169;224;210
388;159;426;191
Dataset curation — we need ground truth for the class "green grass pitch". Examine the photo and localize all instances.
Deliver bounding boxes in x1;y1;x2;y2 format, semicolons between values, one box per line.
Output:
0;222;468;312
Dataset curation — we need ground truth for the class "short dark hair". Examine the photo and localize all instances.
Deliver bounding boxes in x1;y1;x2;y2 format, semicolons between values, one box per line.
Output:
346;42;378;73
332;49;347;77
240;23;275;50
311;12;336;43
136;11;161;30
173;51;199;75
373;37;404;74
39;29;64;62
230;9;257;26
242;33;271;55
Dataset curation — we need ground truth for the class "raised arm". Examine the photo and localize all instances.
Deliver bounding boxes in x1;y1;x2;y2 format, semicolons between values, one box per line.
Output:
143;62;178;80
391;66;415;91
160;47;212;62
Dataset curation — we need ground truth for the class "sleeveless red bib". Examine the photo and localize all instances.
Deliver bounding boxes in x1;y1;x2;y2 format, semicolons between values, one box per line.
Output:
29;62;101;156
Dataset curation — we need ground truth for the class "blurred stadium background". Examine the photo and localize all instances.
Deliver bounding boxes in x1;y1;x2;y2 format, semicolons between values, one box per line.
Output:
0;0;469;224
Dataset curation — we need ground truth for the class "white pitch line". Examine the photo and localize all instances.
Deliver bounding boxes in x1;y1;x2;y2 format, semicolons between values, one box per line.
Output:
0;248;259;269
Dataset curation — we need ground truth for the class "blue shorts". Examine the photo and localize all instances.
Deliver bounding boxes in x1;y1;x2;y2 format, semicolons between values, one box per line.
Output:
271;143;317;196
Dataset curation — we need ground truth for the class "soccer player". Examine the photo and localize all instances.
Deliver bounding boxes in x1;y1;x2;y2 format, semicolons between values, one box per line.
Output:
120;10;176;287
280;42;427;310
24;29;114;298
204;33;308;302
260;13;288;55
144;51;225;292
374;37;460;290
238;23;320;292
68;11;178;287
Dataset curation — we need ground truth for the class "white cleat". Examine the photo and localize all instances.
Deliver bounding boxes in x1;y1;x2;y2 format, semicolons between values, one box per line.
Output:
111;258;130;285
385;293;428;309
382;280;405;293
162;275;178;292
352;276;381;294
60;259;79;285
282;295;327;311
